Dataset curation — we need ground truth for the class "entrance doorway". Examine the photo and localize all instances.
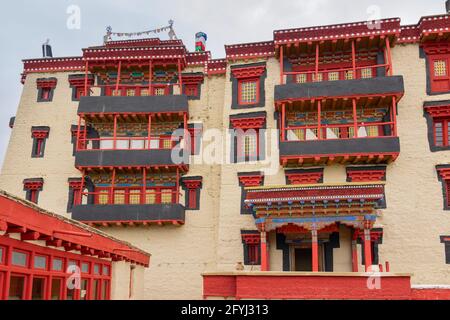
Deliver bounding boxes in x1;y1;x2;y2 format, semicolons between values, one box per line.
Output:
294;249;312;271
292;245;324;271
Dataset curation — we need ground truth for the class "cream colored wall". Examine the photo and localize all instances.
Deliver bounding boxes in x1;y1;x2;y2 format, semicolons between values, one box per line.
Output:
378;43;450;284
110;261;145;300
103;72;225;300
333;225;353;272
0;72;81;217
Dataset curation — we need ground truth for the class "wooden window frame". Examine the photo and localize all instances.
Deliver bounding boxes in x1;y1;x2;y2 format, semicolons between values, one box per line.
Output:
236;129;260;162
429;54;450;94
184;84;198;97
0;236;111;300
433;118;450;147
94;186;177;205
238;78;260;106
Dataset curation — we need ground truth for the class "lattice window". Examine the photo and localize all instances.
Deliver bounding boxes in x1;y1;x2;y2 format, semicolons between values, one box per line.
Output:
345;70;354;80
292;129;305;141
140;89;149;96
145;191;156;204
154;87;166;96
239;80;258;104
112;89;120;96
98;190;109;205
162;138;173;149
129;190;141;204
161;189;173;204
327;127;340;139
366;125;379;137
242;134;257;158
361;68;373;79
434;60;447;77
296;74;307;83
434;120;450;147
328;72;339;81
126;89;136;96
113;190;125;204
312;73;323;82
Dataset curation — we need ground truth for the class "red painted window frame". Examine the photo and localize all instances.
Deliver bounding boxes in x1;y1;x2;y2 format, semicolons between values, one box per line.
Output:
184;84;198;97
33;254;48;270
0;246;5;265
187;189;197;209
0;235;111;300
446;180;450;208
236;129;260;160
429;54;450;94
247;243;260;265
40;88;51;101
152;85;169;96
238;78;260;106
433;118;450;147
75;87;85;100
94;186;177;205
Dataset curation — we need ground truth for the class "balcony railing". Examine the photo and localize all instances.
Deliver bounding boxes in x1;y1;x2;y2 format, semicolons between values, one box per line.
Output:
283;63;390;84
79;190;180;206
77;136;182;151
285;121;395;141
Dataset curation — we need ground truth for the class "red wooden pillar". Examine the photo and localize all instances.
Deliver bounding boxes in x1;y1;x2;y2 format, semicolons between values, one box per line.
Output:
392;96;398;137
148;60;153;95
351;237;359;272
110;168;116;205
317;100;322;140
281;103;286;141
141;167;146;205
311;228;319;272
147;115;152;149
315;43;319;81
279;45;284;85
178;58;183;94
79;169;86;205
113;115;118;150
84;61;89;96
176;167;180;204
115;61;122;94
351;40;356;76
260;231;269;271
364;228;373;272
76;115;82;151
385;38;393;76
352;98;358;138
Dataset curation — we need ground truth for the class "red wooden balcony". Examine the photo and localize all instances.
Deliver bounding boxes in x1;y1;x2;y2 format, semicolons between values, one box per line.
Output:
202;272;413;300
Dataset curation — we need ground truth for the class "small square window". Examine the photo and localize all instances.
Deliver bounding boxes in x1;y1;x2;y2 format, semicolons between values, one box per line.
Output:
81;262;90;273
34;255;47;269
103;265;110;276
129;190;141;205
296;74;307;83
434;60;447;77
40;88;51;100
328;72;339;81
154;87;166;96
112;89;121;96
114;190;126;204
52;258;63;271
312;73;323;82
12;250;28;267
239;80;258;105
140;89;149;96
161;189;173;204
0;247;4;264
94;264;101;275
361;68;373;79
345;70;354;80
126;89;136;96
184;85;198;97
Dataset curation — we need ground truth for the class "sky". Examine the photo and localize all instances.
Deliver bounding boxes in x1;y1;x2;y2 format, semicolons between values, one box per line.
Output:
0;0;447;167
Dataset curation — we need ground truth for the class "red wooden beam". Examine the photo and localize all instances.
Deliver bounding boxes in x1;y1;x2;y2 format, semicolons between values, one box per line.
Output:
21;231;40;241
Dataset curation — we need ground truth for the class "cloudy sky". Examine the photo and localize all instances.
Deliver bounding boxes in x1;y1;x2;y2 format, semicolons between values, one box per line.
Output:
0;0;447;166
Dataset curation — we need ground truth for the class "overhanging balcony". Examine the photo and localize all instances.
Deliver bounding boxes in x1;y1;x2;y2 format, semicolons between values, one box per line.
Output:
275;76;404;102
202;272;413;300
72;203;185;227
75;148;188;169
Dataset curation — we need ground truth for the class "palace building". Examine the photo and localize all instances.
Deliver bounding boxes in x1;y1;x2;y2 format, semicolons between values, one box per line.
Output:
1;4;450;300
